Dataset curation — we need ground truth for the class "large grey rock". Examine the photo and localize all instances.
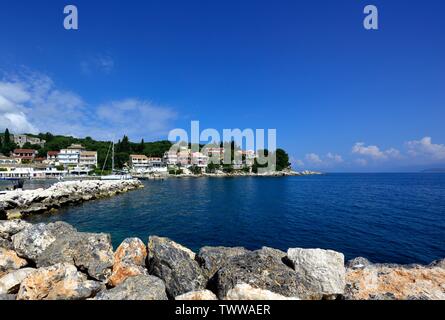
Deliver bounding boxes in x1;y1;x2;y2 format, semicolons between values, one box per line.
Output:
12;222;76;261
211;248;301;299
0;248;28;272
0;268;35;294
0;238;13;250
147;236;206;297
0;220;31;239
225;283;300;300
197;246;250;278
36;231;114;282
287;248;346;299
17;263;103;300
94;275;168;300
175;290;218;300
346;257;372;270
0;293;16;300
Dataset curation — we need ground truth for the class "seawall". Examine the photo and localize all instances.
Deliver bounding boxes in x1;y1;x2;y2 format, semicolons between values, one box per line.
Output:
0;180;144;220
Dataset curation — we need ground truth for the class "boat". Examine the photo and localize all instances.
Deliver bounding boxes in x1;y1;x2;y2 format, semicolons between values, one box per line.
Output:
100;141;134;181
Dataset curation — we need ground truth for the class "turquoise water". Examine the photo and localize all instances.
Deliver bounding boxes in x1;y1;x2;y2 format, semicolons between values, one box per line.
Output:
20;174;445;264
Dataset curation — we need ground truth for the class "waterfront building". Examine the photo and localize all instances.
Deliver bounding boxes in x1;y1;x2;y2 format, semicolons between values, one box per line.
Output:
79;151;98;168
191;152;208;168
163;151;178;166
33;157;46;164
130;154;149;169
177;149;191;167
130;154;167;173
46;151;60;164
0;167;67;180
147;157;163;168
0;156;19;166
12;149;38;163
58;144;86;167
243;150;256;167
203;147;225;163
13;134;46;148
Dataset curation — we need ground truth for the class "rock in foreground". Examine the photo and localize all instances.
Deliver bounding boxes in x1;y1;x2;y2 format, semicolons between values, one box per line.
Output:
175;290;218;300
287;248;346;299
36;231;114;282
0;219;443;301
345;263;445;300
108;237;148;286
225;283;300;300
17;263;103;300
94;275;168;300
211;248;301;299
147;236;206;297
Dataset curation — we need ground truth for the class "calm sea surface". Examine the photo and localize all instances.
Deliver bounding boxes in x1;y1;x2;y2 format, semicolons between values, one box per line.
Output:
5;174;445;264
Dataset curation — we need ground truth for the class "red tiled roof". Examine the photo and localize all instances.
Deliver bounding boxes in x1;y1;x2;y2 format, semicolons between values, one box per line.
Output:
47;151;60;156
13;149;37;154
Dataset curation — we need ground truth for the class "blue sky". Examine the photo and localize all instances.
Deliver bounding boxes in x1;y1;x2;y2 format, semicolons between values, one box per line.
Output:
0;0;444;171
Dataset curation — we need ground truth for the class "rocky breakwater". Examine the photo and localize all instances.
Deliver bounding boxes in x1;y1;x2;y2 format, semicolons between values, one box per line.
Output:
0;219;444;300
0;180;143;220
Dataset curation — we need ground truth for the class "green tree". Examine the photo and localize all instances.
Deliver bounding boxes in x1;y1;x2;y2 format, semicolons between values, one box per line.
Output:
190;165;202;175
222;164;234;173
206;162;220;173
275;148;290;171
4;129;11;145
1;128;17;155
119;135;131;153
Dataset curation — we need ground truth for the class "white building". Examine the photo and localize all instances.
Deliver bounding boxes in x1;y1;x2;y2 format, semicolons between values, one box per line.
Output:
57;144;86;167
79;151;98;168
0;167;67;180
46;151;60;165
177;149;191;167
191;152;208;168
130;154;149;170
163;151;178;166
0;156;19;166
130;155;167;173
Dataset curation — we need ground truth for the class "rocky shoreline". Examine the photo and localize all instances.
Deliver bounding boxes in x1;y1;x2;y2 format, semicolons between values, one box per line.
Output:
0;180;144;220
168;170;323;179
0;220;443;300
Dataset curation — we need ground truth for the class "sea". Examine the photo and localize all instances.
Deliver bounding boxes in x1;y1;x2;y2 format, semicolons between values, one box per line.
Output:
3;173;445;265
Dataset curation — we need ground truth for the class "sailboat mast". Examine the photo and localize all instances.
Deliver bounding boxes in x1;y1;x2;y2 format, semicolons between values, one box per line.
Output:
112;141;115;172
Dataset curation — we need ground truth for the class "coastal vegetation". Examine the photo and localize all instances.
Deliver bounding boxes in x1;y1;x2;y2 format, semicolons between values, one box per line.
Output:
1;129;172;170
1;128;292;174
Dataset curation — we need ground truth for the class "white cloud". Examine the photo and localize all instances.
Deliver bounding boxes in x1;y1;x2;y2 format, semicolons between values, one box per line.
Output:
352;142;400;160
326;152;344;163
305;153;322;164
0;71;177;140
291;158;304;167
301;152;344;168
0;80;37;133
406;137;445;160
96;99;177;140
